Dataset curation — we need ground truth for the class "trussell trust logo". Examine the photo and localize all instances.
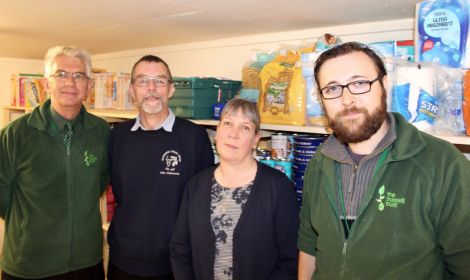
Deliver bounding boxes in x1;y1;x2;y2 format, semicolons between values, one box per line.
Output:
376;185;406;211
83;150;97;167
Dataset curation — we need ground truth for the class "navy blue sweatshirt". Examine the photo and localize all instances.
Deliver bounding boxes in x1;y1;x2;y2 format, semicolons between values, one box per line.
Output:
108;117;214;276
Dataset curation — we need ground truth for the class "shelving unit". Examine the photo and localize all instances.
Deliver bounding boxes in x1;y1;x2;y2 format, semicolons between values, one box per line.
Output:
3;105;470;145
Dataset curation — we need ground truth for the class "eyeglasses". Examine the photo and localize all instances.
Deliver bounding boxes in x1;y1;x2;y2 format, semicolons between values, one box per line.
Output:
133;76;171;87
50;71;88;82
319;76;383;100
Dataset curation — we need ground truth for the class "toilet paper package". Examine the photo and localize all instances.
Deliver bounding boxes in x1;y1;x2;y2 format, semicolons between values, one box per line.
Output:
416;0;470;68
391;62;438;131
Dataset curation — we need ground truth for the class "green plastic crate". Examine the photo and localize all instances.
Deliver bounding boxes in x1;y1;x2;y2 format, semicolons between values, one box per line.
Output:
169;77;241;119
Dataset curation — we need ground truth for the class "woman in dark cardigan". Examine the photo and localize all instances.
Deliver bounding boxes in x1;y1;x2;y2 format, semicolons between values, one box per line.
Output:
170;99;299;280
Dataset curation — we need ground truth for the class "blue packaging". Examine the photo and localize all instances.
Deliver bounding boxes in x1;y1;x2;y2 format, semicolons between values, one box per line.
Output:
260;157;276;168
391;63;437;131
392;84;438;124
416;0;470;68
239;88;259;103
301;52;328;126
369;41;396;69
274;159;292;180
212;102;225;120
396;40;415;62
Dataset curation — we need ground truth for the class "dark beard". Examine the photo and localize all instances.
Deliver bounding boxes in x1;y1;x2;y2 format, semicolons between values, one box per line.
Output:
329;93;388;144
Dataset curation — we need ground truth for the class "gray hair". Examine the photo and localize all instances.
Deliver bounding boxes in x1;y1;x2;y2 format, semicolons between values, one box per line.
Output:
220;98;260;133
44;46;92;78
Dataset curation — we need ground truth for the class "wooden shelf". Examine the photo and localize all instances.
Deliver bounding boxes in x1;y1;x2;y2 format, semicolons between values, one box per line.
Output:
4;105;33;112
89;108;138;119
259;123;330;135
427;134;470;145
3;105;470;145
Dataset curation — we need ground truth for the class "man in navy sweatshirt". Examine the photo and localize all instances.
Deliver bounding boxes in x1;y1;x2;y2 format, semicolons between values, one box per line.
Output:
107;55;214;279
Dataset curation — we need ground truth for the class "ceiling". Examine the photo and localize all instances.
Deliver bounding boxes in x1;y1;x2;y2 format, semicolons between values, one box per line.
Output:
0;0;419;59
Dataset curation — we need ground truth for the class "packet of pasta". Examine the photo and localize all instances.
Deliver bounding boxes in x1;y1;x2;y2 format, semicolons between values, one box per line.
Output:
258;51;306;126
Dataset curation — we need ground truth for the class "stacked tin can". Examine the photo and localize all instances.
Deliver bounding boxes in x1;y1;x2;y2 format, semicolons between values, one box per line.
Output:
270;133;293;180
292;135;326;205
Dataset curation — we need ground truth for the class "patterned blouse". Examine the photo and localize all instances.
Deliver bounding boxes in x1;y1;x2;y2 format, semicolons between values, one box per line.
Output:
210;177;253;280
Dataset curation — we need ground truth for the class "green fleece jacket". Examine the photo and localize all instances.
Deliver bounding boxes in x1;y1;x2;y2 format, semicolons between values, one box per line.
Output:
0;100;109;278
298;113;470;279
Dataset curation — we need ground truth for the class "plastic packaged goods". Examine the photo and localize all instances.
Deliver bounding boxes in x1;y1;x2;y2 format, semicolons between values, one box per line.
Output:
93;72;114;109
241;66;260;89
315;33;342;52
368;42;397;110
416;0;470;68
9;74;16;106
434;67;466;135
301;52;328;127
10;74;46;108
369;41;396;72
258;50;306;126
273;158;292;180
240;50;276;103
241;50;276;88
391;62;438;131
113;73;132;110
239;89;259;103
463;70;470;135
396;40;415;62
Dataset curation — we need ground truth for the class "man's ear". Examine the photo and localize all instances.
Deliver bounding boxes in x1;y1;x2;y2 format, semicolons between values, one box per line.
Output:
129;85;136;104
381;75;389;88
85;78;94;99
168;83;175;99
42;77;50;91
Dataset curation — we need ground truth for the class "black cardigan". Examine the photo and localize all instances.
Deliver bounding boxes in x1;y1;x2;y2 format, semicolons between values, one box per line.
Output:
170;162;299;280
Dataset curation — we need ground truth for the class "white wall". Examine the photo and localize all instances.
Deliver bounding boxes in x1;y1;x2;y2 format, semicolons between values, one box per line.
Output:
92;18;414;79
0;18;414;128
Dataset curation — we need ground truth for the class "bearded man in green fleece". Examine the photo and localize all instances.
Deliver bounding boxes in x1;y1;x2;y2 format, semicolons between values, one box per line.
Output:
298;42;470;279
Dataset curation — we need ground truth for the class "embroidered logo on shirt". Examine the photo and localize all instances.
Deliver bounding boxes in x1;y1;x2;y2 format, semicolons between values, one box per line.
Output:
84;150;97;167
376;185;406;211
160;150;181;176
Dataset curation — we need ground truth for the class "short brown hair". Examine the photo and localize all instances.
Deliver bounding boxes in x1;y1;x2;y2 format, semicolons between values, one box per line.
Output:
220;99;260;133
314;42;387;91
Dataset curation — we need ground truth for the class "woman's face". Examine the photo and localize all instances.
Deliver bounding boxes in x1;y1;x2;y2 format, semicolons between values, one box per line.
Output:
216;109;260;164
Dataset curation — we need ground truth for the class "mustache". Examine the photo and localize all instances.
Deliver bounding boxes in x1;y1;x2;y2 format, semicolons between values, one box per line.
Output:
143;93;161;99
337;107;367;117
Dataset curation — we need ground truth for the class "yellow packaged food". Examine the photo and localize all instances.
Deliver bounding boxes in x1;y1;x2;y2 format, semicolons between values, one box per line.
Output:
242;66;260;89
258;53;306;126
